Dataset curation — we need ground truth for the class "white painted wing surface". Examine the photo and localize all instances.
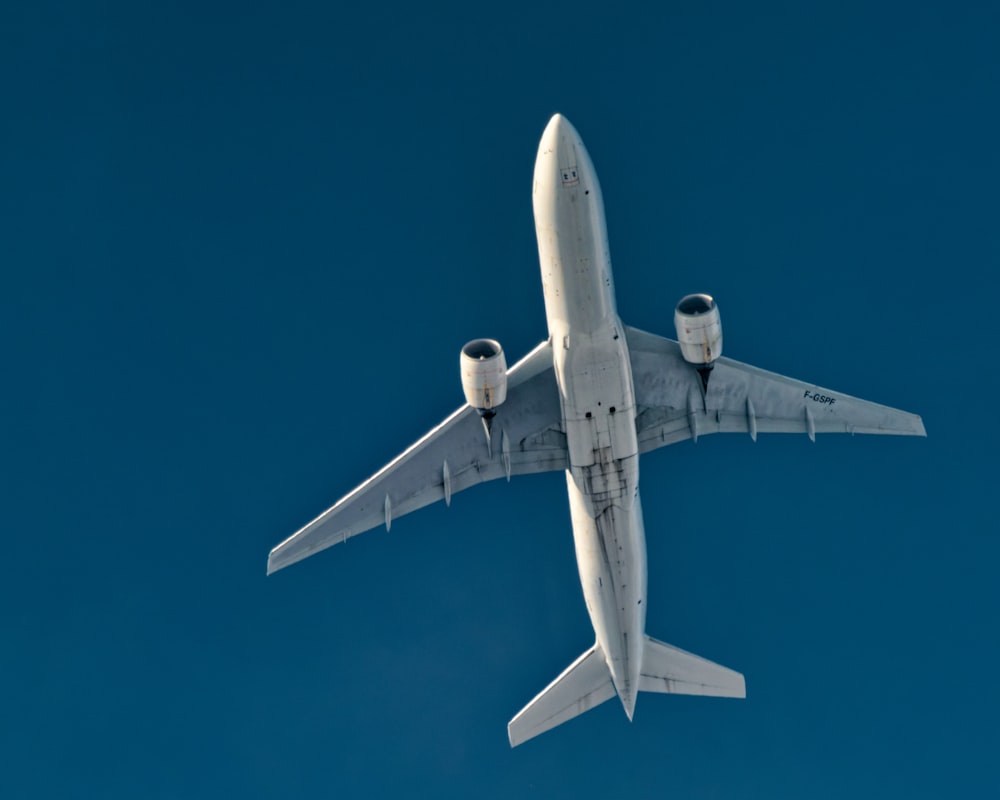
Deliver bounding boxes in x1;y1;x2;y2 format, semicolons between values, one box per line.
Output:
625;326;926;453
267;341;567;574
639;636;746;698
507;645;616;747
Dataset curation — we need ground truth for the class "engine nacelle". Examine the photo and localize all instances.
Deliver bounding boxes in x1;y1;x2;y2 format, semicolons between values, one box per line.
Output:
460;338;508;414
674;293;723;365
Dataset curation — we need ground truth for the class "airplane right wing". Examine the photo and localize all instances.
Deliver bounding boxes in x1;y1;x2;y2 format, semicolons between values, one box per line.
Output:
626;325;926;453
268;340;567;575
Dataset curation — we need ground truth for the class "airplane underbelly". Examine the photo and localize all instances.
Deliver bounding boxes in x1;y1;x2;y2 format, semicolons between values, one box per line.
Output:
556;321;644;697
535;112;648;706
557;332;638;465
532;106;616;338
567;473;647;696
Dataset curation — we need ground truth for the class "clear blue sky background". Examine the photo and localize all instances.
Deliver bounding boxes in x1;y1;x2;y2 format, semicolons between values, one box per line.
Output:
2;2;997;797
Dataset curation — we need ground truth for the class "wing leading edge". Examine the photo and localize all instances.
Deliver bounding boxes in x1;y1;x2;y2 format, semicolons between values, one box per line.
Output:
626;325;925;452
267;340;567;574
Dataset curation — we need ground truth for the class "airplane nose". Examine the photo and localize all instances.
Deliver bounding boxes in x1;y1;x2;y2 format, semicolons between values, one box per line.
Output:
533;112;605;222
537;113;587;190
541;113;578;149
546;112;567;134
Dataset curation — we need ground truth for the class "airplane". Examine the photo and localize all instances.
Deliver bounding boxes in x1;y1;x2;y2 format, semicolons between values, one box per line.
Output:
267;113;926;747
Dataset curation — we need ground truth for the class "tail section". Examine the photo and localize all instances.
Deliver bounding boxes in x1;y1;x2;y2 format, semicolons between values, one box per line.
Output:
507;645;615;747
508;636;745;747
639;635;746;698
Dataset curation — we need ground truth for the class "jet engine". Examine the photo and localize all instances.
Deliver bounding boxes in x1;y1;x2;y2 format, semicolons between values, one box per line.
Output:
460;338;508;415
674;293;723;365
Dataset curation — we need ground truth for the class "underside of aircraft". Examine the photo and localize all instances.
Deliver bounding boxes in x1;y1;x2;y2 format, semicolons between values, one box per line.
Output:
268;114;925;746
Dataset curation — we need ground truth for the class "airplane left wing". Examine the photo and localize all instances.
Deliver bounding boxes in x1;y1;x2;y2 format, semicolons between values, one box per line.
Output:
626;325;925;453
268;340;566;574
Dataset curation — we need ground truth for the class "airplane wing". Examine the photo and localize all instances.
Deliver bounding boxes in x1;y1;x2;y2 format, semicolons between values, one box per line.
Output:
625;325;926;453
268;340;567;574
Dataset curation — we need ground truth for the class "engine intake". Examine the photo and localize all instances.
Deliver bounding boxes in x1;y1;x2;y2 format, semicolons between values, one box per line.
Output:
460;339;508;414
674;293;723;365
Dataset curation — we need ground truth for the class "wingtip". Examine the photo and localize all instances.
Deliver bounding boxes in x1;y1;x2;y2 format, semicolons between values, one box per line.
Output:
507;718;529;748
266;547;289;576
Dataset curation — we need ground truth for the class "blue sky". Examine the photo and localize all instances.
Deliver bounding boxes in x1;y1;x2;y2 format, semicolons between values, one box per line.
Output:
2;2;998;797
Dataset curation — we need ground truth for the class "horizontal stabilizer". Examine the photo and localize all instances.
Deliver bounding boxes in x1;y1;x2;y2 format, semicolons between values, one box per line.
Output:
639;635;746;698
508;645;615;747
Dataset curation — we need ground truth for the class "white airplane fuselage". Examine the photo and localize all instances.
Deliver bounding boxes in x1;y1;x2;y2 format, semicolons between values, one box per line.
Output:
267;112;922;744
533;115;646;718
